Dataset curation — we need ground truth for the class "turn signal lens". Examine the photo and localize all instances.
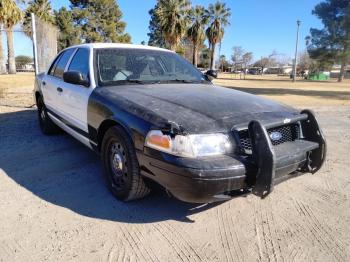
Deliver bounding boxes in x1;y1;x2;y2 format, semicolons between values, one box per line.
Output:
145;130;171;150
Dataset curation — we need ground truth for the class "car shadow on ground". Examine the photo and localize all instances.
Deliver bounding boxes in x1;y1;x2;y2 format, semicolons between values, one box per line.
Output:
0;109;227;223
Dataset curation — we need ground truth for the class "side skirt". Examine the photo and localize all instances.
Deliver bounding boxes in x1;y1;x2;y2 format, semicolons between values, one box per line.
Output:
47;112;97;150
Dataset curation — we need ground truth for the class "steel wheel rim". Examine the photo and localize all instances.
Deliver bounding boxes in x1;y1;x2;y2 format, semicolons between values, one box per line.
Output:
109;141;128;189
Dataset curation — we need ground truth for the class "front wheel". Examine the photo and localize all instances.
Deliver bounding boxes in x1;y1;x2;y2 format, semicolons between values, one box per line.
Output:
101;126;150;201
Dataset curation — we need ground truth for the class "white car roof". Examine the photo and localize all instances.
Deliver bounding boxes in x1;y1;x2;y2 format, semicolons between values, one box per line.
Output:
65;43;174;53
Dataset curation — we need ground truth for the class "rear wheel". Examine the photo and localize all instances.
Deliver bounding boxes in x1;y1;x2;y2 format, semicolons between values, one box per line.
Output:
37;95;60;135
101;126;150;201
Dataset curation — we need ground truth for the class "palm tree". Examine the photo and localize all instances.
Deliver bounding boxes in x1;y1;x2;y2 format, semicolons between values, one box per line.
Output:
187;5;208;67
155;0;191;51
22;0;55;38
0;2;7;74
205;1;231;70
0;26;7;74
1;0;23;74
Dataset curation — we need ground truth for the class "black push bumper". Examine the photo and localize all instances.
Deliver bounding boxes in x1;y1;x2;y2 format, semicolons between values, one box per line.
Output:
138;110;326;203
248;109;326;198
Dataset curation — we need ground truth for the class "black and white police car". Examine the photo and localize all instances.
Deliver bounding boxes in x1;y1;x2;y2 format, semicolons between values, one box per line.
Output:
34;43;326;203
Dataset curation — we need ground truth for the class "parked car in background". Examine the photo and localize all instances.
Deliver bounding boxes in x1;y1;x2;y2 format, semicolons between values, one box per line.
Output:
248;67;262;75
34;43;326;203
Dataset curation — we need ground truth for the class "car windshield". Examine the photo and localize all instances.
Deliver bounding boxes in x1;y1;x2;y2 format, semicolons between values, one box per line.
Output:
95;48;207;86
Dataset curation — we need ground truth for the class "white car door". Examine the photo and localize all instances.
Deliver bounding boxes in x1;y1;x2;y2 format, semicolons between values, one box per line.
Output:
59;47;94;134
41;48;76;117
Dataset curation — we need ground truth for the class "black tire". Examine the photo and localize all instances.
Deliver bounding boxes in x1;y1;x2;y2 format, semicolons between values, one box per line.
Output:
101;126;150;201
37;95;60;135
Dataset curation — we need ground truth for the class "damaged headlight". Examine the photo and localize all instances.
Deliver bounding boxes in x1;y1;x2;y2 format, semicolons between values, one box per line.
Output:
145;130;233;158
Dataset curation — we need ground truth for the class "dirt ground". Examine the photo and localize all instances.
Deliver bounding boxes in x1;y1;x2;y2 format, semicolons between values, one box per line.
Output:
0;73;350;262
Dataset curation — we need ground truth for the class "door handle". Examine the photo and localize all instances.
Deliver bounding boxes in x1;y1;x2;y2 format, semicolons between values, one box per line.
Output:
57;87;63;92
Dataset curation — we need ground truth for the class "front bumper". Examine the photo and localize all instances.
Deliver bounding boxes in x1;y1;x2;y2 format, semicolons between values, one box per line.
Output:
137;110;326;203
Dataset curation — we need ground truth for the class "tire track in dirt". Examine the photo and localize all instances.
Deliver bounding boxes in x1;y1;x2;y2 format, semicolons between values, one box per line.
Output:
124;203;200;262
152;223;191;262
322;161;341;192
131;225;161;262
104;223;150;262
264;204;285;262
104;204;198;262
279;185;348;262
293;199;348;262
121;229;146;262
304;184;347;206
284;181;348;216
0;241;10;260
215;206;247;262
0;239;26;262
253;197;286;262
197;241;218;261
161;222;204;262
279;215;310;262
224;207;248;261
106;243;125;262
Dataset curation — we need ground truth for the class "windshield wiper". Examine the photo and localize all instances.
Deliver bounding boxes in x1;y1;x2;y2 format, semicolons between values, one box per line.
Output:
125;79;161;85
163;79;200;83
125;79;146;84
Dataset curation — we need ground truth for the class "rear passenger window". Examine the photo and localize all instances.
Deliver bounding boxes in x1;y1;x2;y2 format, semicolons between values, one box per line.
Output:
68;48;90;81
53;48;75;79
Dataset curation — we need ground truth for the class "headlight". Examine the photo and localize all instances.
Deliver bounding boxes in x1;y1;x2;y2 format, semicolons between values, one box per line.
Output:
145;130;233;158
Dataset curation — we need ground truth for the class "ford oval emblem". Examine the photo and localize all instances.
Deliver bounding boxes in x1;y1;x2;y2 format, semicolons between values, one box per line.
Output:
270;131;282;141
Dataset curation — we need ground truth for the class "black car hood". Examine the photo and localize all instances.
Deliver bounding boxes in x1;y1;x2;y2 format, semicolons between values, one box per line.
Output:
99;83;300;133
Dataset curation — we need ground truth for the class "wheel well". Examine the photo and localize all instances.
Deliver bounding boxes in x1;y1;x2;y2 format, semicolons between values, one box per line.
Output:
97;120;130;151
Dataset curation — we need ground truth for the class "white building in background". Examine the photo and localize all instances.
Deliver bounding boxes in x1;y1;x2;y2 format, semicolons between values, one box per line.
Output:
264;66;293;75
330;65;350;79
16;62;35;72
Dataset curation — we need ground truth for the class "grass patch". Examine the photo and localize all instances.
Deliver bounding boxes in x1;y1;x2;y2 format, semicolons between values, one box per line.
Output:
0;73;35;90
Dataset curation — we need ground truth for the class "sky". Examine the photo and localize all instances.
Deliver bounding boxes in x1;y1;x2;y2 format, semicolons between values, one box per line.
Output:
2;0;323;63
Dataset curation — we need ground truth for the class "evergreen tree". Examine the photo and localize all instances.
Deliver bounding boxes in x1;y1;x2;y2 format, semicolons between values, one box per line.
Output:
15;55;33;67
55;7;80;51
147;4;166;47
70;0;131;43
307;0;350;82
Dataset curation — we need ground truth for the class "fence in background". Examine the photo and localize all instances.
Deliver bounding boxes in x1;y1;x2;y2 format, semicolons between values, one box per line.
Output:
32;14;58;74
0;14;58;109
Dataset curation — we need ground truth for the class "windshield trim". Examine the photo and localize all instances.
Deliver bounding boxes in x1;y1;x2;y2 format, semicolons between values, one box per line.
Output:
93;48;209;87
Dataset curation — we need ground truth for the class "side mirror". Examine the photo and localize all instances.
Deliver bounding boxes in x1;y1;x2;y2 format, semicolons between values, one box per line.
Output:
205;69;218;81
63;71;89;87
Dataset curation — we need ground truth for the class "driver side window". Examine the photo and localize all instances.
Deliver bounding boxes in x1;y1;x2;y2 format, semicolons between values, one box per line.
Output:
68;48;90;82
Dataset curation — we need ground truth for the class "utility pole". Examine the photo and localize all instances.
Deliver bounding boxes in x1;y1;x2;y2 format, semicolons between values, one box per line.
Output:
31;13;38;75
293;20;301;82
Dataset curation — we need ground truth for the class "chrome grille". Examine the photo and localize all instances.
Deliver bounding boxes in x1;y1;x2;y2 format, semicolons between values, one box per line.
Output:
238;124;300;152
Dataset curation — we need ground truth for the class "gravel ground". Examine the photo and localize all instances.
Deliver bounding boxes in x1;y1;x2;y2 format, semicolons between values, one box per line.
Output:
0;83;350;261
